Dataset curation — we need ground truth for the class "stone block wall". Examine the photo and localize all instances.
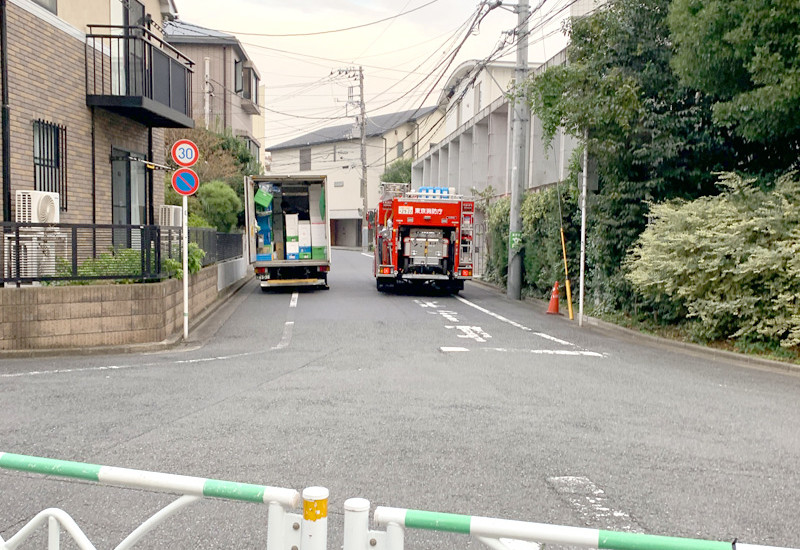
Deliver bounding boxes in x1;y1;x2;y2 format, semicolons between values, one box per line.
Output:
0;266;225;351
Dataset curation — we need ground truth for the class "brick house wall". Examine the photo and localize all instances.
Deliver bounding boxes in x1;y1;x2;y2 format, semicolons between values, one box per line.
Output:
0;0;168;224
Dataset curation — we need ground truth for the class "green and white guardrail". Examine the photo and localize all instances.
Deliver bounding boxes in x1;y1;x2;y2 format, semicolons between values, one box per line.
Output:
366;506;797;550
2;452;797;550
0;452;299;506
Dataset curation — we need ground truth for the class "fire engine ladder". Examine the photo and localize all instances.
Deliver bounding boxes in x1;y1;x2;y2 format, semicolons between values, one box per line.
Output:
460;209;474;269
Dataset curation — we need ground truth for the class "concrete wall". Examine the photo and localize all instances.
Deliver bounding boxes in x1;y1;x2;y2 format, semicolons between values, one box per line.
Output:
0;260;250;352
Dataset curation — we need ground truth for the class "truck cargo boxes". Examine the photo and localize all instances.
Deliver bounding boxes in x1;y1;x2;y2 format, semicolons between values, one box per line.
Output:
247;175;331;288
285;213;299;242
311;222;327;260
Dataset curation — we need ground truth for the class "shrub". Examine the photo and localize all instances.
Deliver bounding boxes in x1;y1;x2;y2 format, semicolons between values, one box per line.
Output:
625;172;800;348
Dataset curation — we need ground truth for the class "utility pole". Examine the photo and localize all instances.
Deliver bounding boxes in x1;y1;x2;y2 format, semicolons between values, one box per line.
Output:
359;66;368;253
507;0;529;300
204;57;211;129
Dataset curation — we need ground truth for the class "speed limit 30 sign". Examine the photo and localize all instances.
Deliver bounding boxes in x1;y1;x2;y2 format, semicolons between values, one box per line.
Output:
171;139;199;168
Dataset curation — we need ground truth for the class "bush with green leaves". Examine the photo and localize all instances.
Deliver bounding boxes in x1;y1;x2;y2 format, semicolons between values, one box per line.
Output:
196;180;242;233
520;183;580;298
625;172;800;348
163;242;206;280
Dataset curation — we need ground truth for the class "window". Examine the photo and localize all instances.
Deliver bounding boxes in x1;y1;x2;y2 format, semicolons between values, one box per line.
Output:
396;141;404;158
242;67;259;103
33;120;67;210
31;0;56;14
474;82;482;112
234;59;243;94
299;147;311;171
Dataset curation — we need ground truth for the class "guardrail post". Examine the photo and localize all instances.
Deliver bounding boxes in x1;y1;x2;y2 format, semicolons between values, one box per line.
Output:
48;515;59;550
301;487;328;550
343;498;370;550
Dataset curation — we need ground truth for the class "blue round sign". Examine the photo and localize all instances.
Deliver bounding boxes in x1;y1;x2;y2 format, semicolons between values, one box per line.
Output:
172;168;199;196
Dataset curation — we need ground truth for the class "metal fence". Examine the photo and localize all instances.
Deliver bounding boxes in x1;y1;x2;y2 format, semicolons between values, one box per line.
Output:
0;222;242;286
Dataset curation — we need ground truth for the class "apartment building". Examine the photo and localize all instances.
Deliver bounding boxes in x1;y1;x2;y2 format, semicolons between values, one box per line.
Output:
0;0;194;231
162;18;264;169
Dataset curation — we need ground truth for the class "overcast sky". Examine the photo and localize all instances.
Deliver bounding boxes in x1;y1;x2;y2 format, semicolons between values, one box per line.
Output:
175;0;570;148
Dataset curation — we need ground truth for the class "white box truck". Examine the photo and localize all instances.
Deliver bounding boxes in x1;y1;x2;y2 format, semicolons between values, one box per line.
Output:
245;175;331;290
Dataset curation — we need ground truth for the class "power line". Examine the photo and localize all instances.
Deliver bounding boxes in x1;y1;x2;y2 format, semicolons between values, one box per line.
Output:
215;0;440;37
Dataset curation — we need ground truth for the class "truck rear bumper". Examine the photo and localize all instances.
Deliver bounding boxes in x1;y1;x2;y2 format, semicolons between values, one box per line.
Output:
260;278;328;288
400;273;450;280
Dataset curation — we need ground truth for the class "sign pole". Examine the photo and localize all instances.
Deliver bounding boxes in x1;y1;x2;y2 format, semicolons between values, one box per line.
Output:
170;138;199;342
182;194;189;340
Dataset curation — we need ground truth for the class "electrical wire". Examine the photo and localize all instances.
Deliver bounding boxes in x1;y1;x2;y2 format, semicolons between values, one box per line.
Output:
214;0;441;38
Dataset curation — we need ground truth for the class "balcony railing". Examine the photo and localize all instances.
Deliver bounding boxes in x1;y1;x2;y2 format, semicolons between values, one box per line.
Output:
85;25;194;128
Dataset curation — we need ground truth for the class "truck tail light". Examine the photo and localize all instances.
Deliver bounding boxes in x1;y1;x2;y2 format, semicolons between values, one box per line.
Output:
318;265;330;272
380;266;393;275
255;267;266;274
461;268;472;277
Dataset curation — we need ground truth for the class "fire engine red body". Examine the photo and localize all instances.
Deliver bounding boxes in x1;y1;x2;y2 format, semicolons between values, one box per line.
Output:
373;183;475;293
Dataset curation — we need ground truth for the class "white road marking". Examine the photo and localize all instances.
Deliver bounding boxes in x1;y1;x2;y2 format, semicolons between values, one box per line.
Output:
289;292;299;308
547;476;640;532
440;347;470;352
447;325;492;343
0;351;264;378
415;299;441;308
456;296;579;347
271;321;295;350
485;348;605;357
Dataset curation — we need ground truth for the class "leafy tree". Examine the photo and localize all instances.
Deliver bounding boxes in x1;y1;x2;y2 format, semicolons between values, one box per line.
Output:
669;0;800;148
164;127;260;228
196;180;242;233
518;0;733;313
380;158;412;183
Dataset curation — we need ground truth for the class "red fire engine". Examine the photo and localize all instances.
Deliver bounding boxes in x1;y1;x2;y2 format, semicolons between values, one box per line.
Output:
373;183;474;293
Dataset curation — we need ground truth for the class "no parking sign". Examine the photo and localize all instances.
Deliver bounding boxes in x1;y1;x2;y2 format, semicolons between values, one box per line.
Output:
172;168;200;196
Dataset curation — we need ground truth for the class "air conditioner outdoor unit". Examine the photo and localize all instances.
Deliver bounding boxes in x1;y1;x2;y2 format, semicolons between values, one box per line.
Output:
4;232;68;279
159;205;183;227
15;190;60;223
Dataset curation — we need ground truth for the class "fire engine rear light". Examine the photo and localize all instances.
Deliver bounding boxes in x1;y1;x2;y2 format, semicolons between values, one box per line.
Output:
380;267;393;275
460;268;472;277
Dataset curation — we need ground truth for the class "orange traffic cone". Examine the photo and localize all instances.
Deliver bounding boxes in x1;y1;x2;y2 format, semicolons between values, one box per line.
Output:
547;281;560;315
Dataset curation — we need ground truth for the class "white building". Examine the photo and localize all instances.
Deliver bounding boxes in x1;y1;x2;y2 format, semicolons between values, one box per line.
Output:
267;107;442;247
413;50;577;199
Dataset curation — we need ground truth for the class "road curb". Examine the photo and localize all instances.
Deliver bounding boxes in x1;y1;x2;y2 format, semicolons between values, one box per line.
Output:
467;278;800;374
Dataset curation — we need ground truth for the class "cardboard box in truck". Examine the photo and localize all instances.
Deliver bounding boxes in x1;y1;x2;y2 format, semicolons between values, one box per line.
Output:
245;175;331;289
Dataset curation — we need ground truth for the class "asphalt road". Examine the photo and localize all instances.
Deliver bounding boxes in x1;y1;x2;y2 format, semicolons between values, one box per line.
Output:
2;249;799;549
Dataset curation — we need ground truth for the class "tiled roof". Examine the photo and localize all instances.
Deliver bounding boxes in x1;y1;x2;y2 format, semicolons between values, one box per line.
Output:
268;106;439;151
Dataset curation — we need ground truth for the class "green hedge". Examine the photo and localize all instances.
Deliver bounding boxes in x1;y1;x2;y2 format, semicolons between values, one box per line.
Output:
625;172;800;349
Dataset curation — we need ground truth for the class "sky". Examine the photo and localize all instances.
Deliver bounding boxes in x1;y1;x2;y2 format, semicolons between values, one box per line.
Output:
174;0;571;149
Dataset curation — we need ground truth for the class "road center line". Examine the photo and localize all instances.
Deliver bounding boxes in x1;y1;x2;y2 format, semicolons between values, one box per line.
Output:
289;292;299;308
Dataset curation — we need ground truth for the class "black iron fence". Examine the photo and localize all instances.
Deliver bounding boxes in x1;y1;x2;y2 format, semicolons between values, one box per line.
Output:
1;222;242;286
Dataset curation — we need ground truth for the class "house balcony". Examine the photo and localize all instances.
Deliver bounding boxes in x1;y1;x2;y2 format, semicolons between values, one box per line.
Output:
85;25;195;128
